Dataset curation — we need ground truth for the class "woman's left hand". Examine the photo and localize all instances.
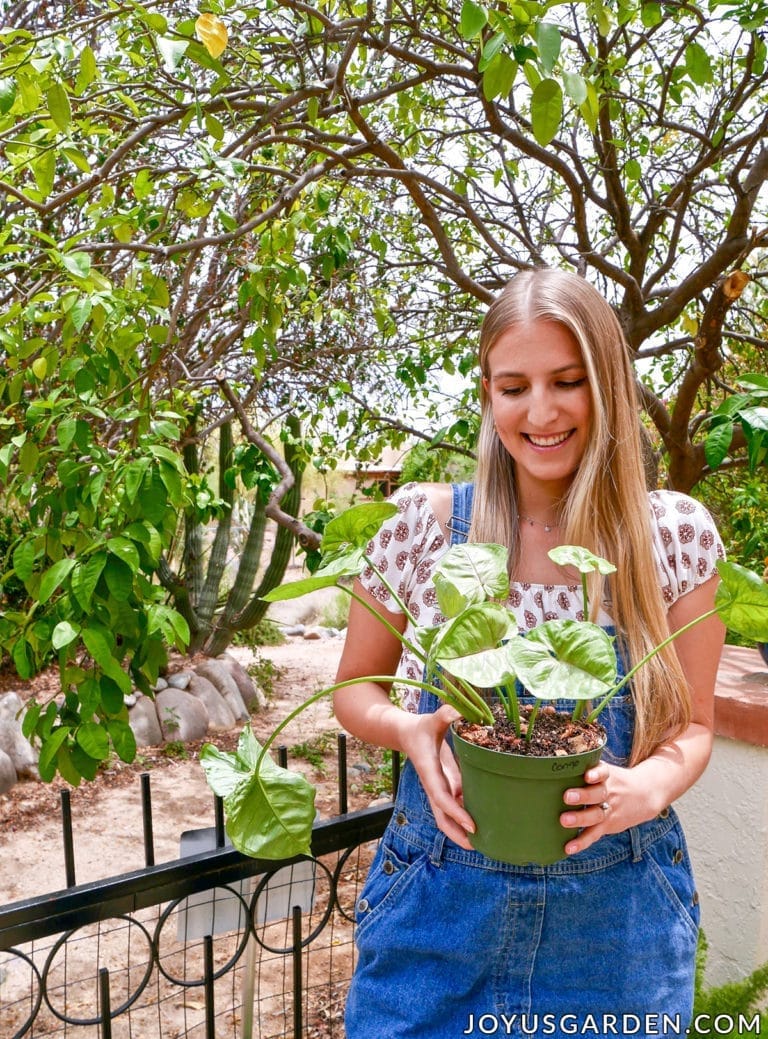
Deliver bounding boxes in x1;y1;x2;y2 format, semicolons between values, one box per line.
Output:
559;762;662;856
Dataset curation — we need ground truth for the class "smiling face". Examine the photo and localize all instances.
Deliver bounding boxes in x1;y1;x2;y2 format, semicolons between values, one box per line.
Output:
482;319;593;503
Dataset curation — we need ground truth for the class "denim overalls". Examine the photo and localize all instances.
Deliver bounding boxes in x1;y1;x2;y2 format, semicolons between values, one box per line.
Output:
346;484;700;1039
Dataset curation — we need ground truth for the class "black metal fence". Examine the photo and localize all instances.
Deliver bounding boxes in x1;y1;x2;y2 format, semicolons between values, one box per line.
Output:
0;737;398;1039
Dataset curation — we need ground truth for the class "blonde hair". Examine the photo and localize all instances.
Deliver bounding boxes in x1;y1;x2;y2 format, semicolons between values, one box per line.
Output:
469;268;690;764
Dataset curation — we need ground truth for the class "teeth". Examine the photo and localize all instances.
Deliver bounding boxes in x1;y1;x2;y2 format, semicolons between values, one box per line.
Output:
527;432;571;447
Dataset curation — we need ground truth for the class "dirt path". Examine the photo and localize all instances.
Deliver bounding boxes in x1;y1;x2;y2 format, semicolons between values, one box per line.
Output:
0;635;378;904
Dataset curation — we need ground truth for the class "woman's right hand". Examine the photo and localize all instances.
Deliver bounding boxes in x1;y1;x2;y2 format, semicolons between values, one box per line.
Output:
399;704;477;849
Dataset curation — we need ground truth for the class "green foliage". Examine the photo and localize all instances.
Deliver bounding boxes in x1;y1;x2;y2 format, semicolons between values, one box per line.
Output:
290;731;336;774
246;654;284;701
399;442;475;486
692;932;768;1038
234;618;287;650
318;592;351;631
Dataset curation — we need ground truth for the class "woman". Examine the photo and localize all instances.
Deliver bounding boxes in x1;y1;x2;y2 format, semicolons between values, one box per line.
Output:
334;268;725;1038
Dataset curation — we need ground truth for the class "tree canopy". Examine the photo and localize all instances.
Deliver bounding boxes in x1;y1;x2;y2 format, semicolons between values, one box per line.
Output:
0;0;766;781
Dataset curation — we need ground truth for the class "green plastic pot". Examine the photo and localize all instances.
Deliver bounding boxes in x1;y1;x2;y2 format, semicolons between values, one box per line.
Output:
452;723;606;866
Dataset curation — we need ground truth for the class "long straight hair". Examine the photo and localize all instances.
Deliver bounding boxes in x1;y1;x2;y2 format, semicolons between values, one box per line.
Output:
468;268;690;764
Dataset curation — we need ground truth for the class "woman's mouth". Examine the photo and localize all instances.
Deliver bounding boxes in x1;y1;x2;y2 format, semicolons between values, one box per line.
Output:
523;431;574;448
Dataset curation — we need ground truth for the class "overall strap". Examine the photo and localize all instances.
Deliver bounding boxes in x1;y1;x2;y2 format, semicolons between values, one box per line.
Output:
416;482;474;718
447;483;474;545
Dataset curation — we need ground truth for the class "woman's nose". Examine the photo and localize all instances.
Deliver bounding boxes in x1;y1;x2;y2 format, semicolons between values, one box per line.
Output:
526;387;557;426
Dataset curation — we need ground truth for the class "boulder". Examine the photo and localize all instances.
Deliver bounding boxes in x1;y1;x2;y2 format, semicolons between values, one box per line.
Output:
187;674;237;730
128;696;163;747
194;659;249;721
0;748;17;794
0;692;39;779
167;670;192;690
155;688;209;742
216;652;267;711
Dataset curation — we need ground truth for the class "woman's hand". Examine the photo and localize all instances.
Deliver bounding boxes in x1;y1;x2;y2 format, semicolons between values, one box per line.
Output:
400;704;476;850
559;761;662;856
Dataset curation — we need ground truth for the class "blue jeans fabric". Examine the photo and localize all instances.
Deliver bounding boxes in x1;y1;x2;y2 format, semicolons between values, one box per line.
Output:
346;484;699;1038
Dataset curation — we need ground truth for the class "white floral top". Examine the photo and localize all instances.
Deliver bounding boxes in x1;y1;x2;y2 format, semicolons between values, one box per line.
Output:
359;483;725;712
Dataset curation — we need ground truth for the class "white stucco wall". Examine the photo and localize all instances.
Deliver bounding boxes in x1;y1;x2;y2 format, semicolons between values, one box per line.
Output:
676;734;768;986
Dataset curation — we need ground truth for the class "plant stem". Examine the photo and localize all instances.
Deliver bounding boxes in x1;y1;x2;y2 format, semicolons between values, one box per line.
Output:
581;572;589;618
500;683;521;737
525;699;541;742
585;606;720;722
256;675;495;770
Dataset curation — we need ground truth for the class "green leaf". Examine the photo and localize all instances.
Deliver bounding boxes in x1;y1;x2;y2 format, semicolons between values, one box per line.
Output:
685;41;713;86
158;37;189;72
39;557;76;604
0;76;16;114
530;78;563;146
641;2;663;27
714;561;768;641
433;601;516;660
39;727;71;782
107;536;141;572
83;627;132;693
433;543;509;618
547;545;616;575
201;727;317;860
12;539;36;582
12;639;33;680
76;721;110;760
71;552;106;611
320;502;398;556
704;420;734;469
482;52;516;101
262;550;363;601
76;45;98;92
563;71;588;106
52;620;80;651
494;624;616;702
108;719;137;762
61;251;91;279
46;82;72;130
104;556;134;601
536;22;561;76
459;0;488;39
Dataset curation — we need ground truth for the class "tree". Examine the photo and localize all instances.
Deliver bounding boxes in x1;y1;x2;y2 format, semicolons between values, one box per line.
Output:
0;0;766;781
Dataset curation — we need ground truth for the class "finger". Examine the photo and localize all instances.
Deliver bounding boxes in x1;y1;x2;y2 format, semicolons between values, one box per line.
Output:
439;741;463;799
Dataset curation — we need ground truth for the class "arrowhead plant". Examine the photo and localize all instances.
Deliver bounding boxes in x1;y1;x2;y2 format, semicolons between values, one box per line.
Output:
201;503;768;861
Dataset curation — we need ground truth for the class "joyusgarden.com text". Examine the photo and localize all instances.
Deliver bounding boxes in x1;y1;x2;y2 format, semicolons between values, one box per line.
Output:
462;1013;762;1035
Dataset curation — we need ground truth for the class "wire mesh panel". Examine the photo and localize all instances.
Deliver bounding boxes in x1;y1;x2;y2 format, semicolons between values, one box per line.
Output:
0;812;388;1038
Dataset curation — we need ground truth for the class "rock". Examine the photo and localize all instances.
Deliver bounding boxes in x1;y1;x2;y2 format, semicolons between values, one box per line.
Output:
124;692;138;708
128;696;163;747
167;670;192;690
303;626;324;640
155;689;209;742
0;692;39;779
154;677;168;692
283;624;305;637
194;659;249;721
216;652;267;712
187;674;237;730
0;748;17;794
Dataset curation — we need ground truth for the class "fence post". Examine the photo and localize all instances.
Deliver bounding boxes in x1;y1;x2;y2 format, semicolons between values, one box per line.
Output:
204;934;216;1039
141;773;155;867
60;789;76;888
292;905;302;1039
338;733;348;815
98;967;112;1039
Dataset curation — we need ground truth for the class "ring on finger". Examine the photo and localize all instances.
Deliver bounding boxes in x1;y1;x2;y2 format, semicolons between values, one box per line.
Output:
599;801;610;814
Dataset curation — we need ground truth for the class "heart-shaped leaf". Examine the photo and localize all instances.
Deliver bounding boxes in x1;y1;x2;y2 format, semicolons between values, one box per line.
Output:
714;560;768;641
433;543;509;618
548;546;616;575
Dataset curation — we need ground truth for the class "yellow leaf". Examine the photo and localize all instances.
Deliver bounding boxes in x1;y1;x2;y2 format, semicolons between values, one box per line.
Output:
31;357;47;380
195;13;228;58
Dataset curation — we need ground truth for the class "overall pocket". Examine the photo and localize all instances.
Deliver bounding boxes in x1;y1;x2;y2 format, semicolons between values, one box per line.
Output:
354;832;430;942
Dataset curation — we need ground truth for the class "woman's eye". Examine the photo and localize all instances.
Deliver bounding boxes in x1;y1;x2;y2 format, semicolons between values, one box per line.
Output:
501;386;524;396
557;378;587;389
